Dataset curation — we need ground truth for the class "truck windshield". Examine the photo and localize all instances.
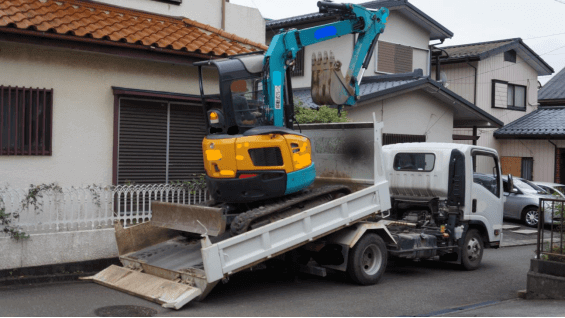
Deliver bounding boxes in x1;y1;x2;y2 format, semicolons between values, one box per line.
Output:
230;78;271;127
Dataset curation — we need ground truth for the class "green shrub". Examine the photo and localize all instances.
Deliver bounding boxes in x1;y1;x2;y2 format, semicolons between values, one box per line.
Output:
295;105;349;124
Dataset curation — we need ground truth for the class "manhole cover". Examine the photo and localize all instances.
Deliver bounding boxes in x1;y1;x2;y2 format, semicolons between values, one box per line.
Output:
94;305;157;317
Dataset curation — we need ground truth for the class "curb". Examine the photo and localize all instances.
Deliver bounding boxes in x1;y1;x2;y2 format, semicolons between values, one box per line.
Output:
0;257;120;287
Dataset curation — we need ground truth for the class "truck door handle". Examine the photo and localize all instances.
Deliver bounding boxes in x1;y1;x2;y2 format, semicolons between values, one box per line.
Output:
472;199;477;213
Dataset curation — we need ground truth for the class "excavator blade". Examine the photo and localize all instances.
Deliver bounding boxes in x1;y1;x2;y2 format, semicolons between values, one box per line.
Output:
151;201;226;237
311;51;353;106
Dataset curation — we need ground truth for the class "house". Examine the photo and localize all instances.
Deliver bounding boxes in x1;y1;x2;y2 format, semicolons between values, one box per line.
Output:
432;38;554;181
0;0;267;188
267;0;502;144
492;67;565;183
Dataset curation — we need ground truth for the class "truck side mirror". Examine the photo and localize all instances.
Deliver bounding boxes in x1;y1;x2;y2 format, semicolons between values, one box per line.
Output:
507;174;516;193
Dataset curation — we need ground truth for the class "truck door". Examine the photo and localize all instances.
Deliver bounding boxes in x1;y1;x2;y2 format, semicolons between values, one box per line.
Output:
470;151;503;239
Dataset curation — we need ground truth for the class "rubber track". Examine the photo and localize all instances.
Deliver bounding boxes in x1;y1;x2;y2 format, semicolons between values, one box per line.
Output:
230;185;351;236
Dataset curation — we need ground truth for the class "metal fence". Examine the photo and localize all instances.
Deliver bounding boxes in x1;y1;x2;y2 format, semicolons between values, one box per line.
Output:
0;184;209;237
537;197;565;262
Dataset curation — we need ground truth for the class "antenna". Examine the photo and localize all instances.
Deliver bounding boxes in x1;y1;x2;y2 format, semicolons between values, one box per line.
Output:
439;71;449;88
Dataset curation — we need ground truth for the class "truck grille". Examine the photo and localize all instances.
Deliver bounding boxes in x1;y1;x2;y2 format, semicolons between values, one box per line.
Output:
248;147;283;166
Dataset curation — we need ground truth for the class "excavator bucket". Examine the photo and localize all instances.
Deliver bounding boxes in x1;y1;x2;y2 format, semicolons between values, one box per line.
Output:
84;221;220;310
311;51;355;106
150;201;226;237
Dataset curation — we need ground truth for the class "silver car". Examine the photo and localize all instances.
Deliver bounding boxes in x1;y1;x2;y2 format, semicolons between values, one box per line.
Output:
503;177;557;227
533;181;565;198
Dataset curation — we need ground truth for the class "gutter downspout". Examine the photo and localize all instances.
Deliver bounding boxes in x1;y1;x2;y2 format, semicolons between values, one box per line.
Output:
549;139;558;183
466;59;477;105
221;0;228;30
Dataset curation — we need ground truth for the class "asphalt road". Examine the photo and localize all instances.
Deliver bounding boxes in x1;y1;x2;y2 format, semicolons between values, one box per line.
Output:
0;244;536;317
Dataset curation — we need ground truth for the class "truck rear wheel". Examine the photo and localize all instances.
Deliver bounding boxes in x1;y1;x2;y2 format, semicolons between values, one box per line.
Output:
347;233;387;285
460;229;483;271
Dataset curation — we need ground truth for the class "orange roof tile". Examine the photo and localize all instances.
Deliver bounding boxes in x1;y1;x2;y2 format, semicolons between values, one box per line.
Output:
0;0;268;57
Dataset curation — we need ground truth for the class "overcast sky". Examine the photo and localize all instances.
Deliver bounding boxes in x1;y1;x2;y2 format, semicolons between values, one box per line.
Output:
230;0;565;85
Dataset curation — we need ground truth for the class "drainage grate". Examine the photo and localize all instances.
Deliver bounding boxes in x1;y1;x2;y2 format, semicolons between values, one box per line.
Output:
94;305;157;317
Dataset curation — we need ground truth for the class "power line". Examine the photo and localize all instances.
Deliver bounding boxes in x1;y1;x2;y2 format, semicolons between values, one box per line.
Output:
523;31;565;41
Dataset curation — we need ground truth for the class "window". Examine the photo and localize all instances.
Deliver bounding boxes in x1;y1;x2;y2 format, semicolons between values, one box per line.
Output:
383;133;426;145
393;153;435;171
1;86;53;155
491;80;526;110
472;152;500;197
376;41;413;74
290;48;304;77
507;84;526;109
504;50;516;63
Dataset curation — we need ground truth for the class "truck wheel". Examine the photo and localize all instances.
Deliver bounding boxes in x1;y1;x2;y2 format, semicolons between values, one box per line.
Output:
460;229;483;271
522;207;539;228
347;233;387;285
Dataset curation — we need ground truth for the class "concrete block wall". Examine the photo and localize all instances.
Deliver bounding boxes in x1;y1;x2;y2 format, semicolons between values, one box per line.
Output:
0;229;118;271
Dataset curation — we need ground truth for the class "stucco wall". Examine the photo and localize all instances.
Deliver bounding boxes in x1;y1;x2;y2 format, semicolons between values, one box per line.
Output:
347;90;454;143
0;41;218;188
225;3;265;45
93;0;265;44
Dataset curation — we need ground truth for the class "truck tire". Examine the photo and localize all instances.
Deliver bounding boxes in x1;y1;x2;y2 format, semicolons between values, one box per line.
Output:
460;229;483;271
347;233;387;285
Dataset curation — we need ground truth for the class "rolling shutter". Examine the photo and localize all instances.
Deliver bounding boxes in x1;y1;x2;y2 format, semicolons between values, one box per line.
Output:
168;103;206;182
118;98;206;185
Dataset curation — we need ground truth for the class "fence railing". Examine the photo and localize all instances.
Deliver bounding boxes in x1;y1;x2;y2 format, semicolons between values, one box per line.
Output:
537;197;565;262
0;184;209;237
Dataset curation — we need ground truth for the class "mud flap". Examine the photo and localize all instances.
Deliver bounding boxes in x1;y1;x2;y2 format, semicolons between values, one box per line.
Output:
151;201;226;236
84;265;202;310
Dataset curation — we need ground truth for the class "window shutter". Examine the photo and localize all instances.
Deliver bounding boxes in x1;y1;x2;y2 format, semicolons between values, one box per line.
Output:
377;41;396;73
168;103;206;182
118;99;168;184
492;80;508;108
395;44;413;73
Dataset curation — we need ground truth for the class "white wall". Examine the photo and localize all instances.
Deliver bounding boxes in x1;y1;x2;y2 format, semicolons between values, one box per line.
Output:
347;90;454;143
92;0;265;44
225;2;265;45
0;41;218;188
499;140;565;183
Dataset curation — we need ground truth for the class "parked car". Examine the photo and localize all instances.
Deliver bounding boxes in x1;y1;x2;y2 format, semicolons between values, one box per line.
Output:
502;177;558;227
532;181;565;198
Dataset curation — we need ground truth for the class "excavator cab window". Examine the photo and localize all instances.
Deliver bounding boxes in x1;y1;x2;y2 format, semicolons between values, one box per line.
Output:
230;78;270;127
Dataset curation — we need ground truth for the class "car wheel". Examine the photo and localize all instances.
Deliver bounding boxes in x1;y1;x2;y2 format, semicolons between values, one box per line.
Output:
460;229;483;271
347;233;387;285
522;207;539;228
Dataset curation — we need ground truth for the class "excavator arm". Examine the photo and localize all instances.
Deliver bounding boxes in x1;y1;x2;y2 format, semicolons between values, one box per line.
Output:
263;2;389;127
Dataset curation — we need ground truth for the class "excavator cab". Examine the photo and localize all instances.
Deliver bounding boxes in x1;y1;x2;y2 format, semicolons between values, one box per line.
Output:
195;54;315;204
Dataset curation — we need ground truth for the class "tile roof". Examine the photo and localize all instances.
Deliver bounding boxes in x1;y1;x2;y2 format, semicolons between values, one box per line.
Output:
539;67;565;101
0;0;267;57
438;38;516;60
494;107;565;139
436;38;553;76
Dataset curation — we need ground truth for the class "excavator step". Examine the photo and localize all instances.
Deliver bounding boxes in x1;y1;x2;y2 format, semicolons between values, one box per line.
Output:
84;265;202;309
